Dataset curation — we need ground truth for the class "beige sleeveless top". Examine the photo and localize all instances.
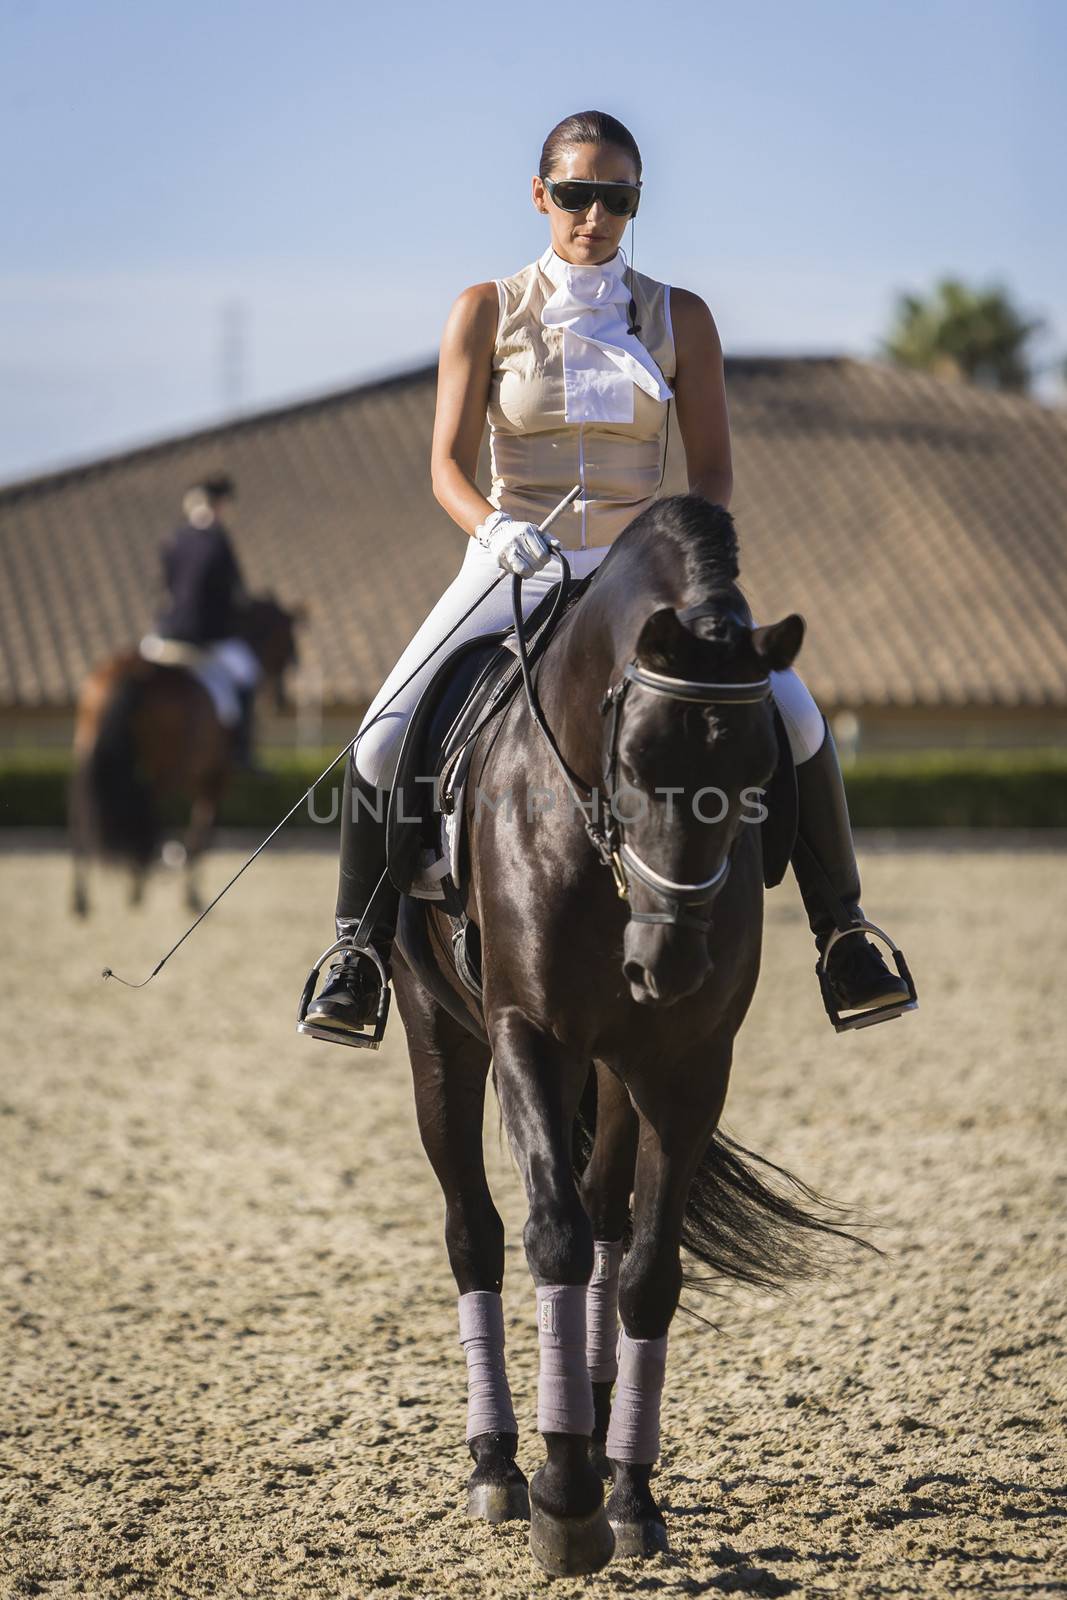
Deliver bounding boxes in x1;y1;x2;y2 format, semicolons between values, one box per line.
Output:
486;246;676;551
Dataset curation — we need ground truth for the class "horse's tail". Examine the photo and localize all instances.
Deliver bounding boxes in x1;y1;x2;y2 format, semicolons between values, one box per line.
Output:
83;671;157;866
572;1073;873;1294
677;1130;875;1294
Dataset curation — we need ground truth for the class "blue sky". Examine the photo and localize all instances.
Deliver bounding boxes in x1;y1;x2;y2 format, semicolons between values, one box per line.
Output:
2;0;1063;483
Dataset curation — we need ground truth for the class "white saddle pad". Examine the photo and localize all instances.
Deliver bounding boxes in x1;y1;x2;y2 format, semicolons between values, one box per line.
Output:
139;635;241;728
406;809;460;901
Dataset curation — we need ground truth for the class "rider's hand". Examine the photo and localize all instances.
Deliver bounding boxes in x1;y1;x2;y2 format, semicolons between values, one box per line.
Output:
474;510;554;578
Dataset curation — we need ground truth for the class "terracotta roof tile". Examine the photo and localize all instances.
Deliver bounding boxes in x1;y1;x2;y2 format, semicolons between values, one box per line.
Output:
1;357;1065;713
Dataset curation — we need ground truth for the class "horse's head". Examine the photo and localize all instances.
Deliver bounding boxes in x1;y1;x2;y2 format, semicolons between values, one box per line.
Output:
235;594;305;710
614;600;803;1005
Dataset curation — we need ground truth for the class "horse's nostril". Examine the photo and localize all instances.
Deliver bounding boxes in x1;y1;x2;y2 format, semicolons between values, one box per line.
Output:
623;960;658;998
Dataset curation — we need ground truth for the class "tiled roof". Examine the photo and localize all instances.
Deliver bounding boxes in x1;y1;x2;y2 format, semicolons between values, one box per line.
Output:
1;357;1065;713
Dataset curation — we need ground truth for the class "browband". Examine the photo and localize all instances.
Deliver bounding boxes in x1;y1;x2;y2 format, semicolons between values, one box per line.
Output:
622;662;772;703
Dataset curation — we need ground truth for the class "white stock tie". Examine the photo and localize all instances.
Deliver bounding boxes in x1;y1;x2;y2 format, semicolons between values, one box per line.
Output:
539;245;674;425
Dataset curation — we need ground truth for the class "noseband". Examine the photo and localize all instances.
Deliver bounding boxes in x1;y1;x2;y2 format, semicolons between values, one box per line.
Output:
511;582;772;936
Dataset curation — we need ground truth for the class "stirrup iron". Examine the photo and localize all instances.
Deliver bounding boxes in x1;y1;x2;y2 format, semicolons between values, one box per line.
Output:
296;937;392;1050
817;919;918;1033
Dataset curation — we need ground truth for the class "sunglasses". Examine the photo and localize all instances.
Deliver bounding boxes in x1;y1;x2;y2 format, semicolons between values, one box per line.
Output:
543;176;641;218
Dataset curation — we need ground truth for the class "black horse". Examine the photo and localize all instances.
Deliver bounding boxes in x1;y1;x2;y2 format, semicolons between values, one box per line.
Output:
390;496;859;1575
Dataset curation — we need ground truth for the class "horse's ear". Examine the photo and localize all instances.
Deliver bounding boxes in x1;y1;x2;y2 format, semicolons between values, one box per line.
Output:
635;607;687;669
751;614;805;671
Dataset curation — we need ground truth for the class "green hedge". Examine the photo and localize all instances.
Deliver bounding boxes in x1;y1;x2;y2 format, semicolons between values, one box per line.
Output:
837;749;1067;828
3;746;1066;830
0;749;346;832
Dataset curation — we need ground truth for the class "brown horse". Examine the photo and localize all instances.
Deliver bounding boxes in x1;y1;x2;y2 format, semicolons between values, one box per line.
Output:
70;596;301;915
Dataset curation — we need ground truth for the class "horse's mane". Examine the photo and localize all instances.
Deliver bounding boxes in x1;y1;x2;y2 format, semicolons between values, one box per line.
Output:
237;592;284;642
653;493;740;600
618;494;747;651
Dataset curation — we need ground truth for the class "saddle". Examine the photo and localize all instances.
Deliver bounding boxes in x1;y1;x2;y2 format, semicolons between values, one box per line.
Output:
138;633;241;728
384;573;594;1023
387;573;595;892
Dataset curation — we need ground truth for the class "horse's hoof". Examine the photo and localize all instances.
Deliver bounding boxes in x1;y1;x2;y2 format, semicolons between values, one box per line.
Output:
466;1477;530;1524
529;1498;615;1577
609;1515;669;1559
465;1433;528;1524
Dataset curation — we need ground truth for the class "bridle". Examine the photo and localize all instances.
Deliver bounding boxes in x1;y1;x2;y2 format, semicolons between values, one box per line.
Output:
511;583;772;935
597;648;772;930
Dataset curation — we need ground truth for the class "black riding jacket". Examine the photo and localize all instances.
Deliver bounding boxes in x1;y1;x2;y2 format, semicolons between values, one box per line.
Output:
156;520;245;645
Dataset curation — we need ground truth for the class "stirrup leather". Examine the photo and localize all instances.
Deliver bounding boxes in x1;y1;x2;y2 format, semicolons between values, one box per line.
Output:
296;937;392;1050
817;919;918;1033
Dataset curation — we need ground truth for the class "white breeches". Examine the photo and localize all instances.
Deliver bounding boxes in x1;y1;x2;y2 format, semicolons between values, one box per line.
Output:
352;536;825;788
206;637;262;690
139;633;261;729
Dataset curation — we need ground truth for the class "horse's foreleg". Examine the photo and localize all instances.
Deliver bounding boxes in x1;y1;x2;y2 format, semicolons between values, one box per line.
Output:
72;860;90;918
183;792;218;912
579;1064;638;1473
71;830;91;918
69;761;92;917
606;1089;726;1558
492;1012;613;1576
400;962;526;1524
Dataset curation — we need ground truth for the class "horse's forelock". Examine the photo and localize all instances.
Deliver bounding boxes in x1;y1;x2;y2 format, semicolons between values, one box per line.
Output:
684;606;750;649
638;606;749;680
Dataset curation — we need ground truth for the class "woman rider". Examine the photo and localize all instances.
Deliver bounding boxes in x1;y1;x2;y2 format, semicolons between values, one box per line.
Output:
300;109;913;1045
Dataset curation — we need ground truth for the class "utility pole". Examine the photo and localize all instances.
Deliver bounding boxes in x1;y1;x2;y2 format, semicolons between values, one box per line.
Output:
218;298;248;416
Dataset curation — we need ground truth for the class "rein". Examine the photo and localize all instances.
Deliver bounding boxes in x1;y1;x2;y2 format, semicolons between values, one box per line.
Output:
510;575;772;934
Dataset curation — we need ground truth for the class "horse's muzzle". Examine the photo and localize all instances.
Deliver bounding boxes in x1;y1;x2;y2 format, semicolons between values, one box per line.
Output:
622;922;712;1007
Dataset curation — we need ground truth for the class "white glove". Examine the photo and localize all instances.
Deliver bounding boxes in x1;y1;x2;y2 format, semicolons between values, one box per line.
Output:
474;510;554;578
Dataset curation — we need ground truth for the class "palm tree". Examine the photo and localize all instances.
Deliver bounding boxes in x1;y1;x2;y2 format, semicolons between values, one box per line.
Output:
883;279;1044;394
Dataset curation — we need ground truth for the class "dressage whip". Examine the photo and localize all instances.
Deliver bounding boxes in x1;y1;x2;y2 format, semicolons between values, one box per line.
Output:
102;485;581;989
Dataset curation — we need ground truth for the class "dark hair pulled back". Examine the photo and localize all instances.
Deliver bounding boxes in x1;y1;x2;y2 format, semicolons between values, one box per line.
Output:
188;472;235;503
538;110;642;180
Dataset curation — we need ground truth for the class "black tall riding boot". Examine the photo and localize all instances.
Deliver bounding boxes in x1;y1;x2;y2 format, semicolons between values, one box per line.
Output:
232;687;259;772
298;757;401;1048
791;717;916;1029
